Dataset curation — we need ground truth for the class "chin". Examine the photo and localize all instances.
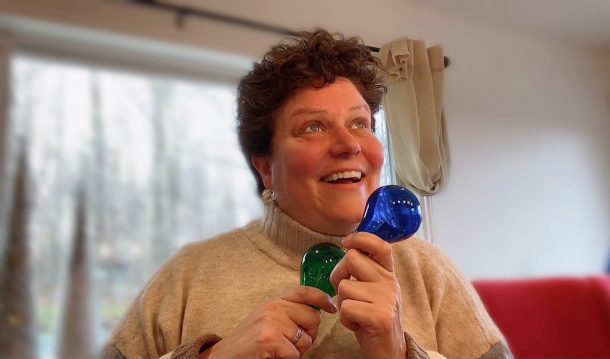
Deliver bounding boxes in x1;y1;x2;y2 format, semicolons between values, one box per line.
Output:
316;196;368;232
326;207;365;229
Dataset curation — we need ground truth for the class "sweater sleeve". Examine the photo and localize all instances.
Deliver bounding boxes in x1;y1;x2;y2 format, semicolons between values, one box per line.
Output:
101;246;221;359
396;239;512;359
169;334;222;359
430;252;511;358
102;334;221;359
405;332;433;359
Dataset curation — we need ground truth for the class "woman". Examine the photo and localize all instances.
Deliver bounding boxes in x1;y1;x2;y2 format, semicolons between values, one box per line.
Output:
103;30;510;359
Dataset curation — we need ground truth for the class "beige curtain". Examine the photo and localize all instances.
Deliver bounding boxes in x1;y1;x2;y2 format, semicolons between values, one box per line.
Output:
379;38;449;196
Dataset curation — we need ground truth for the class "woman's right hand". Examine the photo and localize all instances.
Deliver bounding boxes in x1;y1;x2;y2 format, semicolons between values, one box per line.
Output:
200;286;338;359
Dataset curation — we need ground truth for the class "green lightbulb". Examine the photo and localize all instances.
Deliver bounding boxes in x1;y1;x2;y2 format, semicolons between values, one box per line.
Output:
300;243;345;297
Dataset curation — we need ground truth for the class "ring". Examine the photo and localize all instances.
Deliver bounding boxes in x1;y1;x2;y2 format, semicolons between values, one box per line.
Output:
290;327;304;345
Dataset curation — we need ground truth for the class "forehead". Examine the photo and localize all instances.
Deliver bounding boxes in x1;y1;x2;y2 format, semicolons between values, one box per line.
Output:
279;78;370;120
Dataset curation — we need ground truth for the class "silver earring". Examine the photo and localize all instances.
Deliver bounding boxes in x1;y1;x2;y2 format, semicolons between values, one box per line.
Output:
262;189;276;204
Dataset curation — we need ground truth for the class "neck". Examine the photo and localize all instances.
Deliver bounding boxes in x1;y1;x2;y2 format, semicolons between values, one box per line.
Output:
274;203;360;237
251;203;345;270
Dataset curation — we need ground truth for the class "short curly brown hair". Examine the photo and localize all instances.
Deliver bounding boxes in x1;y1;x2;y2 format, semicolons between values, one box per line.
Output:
237;29;387;194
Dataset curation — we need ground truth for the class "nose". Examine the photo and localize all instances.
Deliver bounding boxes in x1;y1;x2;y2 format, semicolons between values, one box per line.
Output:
330;127;361;157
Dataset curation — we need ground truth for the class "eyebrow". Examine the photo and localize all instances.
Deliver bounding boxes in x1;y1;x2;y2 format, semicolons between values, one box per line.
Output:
290;107;327;117
348;104;371;112
289;104;370;117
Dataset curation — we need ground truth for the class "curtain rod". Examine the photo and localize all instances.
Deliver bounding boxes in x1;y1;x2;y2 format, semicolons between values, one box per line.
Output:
128;0;450;68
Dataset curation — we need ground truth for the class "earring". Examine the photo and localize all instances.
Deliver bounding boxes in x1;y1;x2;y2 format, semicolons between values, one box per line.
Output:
262;188;276;204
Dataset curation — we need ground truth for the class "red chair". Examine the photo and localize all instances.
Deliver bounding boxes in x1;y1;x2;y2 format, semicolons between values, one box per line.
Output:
473;276;610;359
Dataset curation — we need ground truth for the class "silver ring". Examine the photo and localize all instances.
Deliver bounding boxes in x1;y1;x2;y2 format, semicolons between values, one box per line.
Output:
290;327;304;345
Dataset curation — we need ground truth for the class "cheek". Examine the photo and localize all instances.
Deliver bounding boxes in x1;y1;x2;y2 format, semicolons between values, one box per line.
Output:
365;137;385;171
273;143;323;185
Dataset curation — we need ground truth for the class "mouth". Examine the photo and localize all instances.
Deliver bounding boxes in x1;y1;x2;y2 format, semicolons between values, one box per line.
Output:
321;170;364;184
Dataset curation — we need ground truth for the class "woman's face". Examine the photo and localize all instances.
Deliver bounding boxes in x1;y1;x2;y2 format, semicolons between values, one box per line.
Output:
252;77;384;235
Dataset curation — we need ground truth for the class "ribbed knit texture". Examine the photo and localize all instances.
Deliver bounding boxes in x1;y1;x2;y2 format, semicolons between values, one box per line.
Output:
103;204;508;359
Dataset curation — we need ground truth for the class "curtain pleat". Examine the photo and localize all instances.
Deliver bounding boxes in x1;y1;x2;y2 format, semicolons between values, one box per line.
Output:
379;38;449;196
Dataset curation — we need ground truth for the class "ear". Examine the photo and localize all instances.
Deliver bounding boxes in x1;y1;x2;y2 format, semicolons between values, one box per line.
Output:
251;154;273;189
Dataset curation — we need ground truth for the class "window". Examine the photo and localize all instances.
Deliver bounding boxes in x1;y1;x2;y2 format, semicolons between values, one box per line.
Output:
4;54;263;357
1;53;396;358
375;108;395;186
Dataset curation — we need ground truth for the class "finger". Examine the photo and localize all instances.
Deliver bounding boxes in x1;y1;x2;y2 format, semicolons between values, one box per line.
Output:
343;232;394;272
281;285;338;314
287;327;314;356
329;248;380;289
335;279;379;307
280;286;337;340
338;299;379;333
280;303;320;341
275;335;301;359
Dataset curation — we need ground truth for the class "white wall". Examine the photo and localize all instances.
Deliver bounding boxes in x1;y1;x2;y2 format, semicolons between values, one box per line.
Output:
435;35;610;279
1;0;609;279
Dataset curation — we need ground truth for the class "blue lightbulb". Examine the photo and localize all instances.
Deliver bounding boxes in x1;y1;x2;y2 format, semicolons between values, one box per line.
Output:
356;185;422;243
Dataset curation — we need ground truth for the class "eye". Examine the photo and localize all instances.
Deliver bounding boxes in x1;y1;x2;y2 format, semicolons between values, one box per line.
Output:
351;118;370;130
303;121;324;133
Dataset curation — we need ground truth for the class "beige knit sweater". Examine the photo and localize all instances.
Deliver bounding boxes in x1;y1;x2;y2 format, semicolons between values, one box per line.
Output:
102;204;509;359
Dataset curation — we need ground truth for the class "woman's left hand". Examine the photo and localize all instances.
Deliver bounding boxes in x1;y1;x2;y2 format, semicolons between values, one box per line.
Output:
329;232;407;359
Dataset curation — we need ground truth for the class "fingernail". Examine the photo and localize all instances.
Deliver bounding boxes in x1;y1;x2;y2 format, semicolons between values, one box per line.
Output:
330;301;339;313
341;234;352;246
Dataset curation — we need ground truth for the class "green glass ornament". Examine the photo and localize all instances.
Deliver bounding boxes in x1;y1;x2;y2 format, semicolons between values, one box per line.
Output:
300;243;345;297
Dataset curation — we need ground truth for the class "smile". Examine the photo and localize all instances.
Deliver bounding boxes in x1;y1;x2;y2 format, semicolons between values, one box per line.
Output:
322;170;363;183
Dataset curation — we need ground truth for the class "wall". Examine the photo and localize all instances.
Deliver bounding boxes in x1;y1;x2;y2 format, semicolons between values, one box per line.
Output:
1;0;609;279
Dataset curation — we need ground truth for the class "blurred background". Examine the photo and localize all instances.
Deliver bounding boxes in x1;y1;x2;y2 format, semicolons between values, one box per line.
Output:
0;1;609;358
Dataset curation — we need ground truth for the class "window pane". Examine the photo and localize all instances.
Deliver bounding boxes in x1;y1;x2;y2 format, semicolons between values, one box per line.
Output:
375;109;395;186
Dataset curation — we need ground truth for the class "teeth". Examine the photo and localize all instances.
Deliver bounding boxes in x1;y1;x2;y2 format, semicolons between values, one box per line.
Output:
323;171;362;182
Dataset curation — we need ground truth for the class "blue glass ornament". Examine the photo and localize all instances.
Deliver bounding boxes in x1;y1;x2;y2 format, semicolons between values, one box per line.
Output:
356;185;422;243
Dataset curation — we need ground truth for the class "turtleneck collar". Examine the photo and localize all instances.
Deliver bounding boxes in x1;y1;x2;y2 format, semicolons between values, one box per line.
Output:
246;203;345;271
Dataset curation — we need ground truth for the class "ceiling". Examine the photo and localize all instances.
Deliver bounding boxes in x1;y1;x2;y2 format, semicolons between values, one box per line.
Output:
406;0;610;52
158;0;610;54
